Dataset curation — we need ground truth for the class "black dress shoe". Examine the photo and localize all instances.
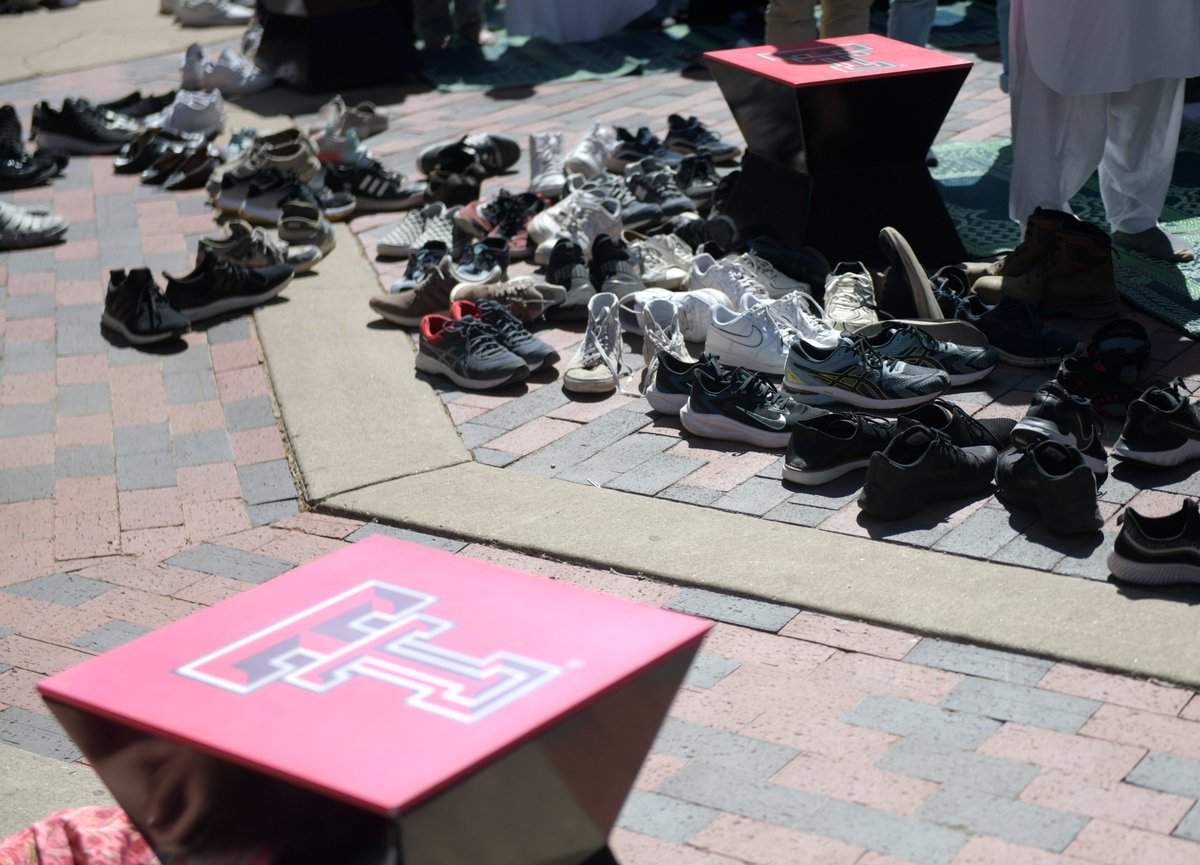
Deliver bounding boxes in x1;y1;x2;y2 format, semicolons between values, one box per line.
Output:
164;148;218;191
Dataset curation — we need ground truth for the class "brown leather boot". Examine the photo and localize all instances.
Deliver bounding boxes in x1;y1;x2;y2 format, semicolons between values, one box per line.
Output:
963;207;1077;284
973;213;1121;318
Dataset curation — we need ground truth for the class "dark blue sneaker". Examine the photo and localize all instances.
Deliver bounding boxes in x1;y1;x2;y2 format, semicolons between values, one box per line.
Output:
450;298;559;372
644;351;719;415
415;313;529;390
960;295;1080;368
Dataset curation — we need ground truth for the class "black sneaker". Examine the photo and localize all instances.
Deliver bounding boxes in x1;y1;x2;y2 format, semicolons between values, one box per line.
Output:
451;237;509;284
784;411;896;486
451;298;559;372
858;425;998;519
164;255;294;323
588;234;644;299
0;106;58;191
414;313;530;390
607;126;684;171
327;159;427;212
898;398;1016;449
101;268;190;345
1011;380;1108;481
418;134;519;177
680;363;822;449
645;351;720;416
234;168;357;224
673;154;722;208
1112;379;1200;467
995;440;1102;534
95;89;177;120
32;98;138;155
626;157;694;216
664;114;741;164
544;237;595;321
1108;498;1200;586
425;142;486;206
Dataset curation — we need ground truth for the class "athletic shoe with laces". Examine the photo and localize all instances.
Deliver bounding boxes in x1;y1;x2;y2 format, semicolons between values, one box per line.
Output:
163;255;293;323
563;292;627;393
607;126;684;171
784;411;897;486
417;133;520;177
624;230;692;289
625;157;694;216
0;106;59;190
97;90;178;120
326;159;425;212
32;98;137;154
238;169;357;224
639;297;693;387
1011;379;1108;480
564;122;619;179
1055;318;1150;416
995;440;1102;534
735;250;810;299
387;240;452;294
580;170;660;230
101;268;190;345
955;294;1079;368
544;238;595;322
450;237;508;284
864;321;999;386
278;201;335;257
487;191;544;261
174;0;254;26
705;299;803;377
449;276;566;324
687;252;767;309
0;199;69;250
378;202;449;258
644;350;718;416
824;261;878;331
1112;379;1200;467
673;154;722;208
897;399;1015;449
664;114;741;164
1108;498;1200;586
198;219;322;274
371;255;456;325
681;363;820;449
455;190;515;238
451;299;559;372
588;234;644;299
200;47;272;96
415;314;530;390
783;332;950;410
313;124;371;166
532;192;622;265
528;132;567;199
757;291;840;348
858;425;998;519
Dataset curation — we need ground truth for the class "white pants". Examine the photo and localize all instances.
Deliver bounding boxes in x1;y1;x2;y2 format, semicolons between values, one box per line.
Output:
1008;4;1185;233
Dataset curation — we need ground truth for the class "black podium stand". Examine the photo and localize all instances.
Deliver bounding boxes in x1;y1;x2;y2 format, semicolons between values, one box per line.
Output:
706;35;971;268
256;0;420;94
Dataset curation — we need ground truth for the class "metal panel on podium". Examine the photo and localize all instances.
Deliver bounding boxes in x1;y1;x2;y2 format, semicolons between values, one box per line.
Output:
705;35;972;267
38;536;710;865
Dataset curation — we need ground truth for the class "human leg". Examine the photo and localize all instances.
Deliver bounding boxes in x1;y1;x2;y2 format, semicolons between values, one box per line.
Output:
818;0;872;37
765;0;817;44
996;0;1010;93
452;0;486;44
412;0;452;47
887;0;935;46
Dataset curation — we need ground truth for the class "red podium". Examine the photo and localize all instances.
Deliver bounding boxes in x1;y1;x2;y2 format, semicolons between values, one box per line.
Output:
705;35;972;268
38;537;710;865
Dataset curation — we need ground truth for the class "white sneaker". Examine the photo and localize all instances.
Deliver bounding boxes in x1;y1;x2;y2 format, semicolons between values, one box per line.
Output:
144;89;225;137
564;122;618;179
528;188;581;246
0;200;69;251
735;250;810;299
564;292;627;394
204;48;272;96
174;0;254;26
705;300;801;376
617;287;673;335
529;131;566;199
687;252;767;309
640;297;693;389
757;291;841;350
180;43;210;91
533;192;621;265
823;261;879;332
624;230;693;289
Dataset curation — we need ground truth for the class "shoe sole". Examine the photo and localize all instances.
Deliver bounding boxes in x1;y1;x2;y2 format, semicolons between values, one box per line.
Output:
242;201;356;226
350;195;426;213
35;131;125;155
0;162;60;191
562;370;618;394
878;227;941;320
989;345;1069;368
1107;550;1200;586
679;403;790;449
643;384;687;416
782;457;870;486
176;273;292;323
1112;437;1200;467
414;352;529;390
375;242;415;259
368;297;446;327
100;311;189;345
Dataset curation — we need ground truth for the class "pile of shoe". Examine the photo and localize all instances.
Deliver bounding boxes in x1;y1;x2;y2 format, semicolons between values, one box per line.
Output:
163;0;255;27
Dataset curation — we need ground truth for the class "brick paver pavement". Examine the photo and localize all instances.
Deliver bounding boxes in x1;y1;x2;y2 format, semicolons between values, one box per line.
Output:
2;20;1200;865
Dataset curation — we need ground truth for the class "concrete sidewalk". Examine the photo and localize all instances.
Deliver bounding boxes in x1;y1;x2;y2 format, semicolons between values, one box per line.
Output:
3;4;1200;863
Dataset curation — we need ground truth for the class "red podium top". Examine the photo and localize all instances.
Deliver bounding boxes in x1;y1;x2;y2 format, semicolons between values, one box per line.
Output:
705;33;972;89
38;536;710;817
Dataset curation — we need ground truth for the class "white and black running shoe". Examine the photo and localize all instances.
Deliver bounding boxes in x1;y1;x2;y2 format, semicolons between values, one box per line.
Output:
681;361;824;449
864;322;998;386
101;268;190;345
1108;498;1200;586
1113;379;1200;467
164;255;293;323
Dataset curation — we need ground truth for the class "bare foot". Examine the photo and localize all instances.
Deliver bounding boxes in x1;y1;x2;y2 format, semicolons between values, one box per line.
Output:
1112;226;1196;263
477;27;497;46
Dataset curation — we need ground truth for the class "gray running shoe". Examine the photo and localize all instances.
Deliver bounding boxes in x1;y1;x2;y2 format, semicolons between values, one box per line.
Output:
415;313;529;390
199;219;322;274
783;332;950;410
371;242;456;325
864;321;999;386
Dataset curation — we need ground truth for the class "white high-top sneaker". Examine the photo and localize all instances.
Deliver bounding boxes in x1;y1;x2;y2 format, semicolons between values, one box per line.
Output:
528;131;566;199
564;122;618;179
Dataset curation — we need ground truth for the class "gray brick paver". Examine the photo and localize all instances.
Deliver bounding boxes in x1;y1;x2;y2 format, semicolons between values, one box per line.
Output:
164;543;295;584
3;573;113;607
939;678;1102;733
666;587;799;633
904;639;1055;685
915;785;1089;852
876;738;1040;797
616;789;720;844
843;695;1001;750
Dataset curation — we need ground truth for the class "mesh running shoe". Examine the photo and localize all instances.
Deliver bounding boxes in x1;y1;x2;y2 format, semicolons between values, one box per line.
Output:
388;240;453;293
451;237;509;285
680;363;814;449
625;157;694;216
607;126;684;171
163;256;293;323
451;299;559;372
278;201;336;257
995;440;1102;534
327;159;425;212
581;170;660;230
957;295;1080;368
784;411;896;486
101;268;190;345
454;190;514;237
198;219;321;274
663;114;741;164
1108;499;1200;586
784;333;950;410
674;154;722;208
858;425;998;520
415;314;529;390
864;321;999;386
487;191;544;261
1112;379;1200;467
1011;379;1108;480
563;292;627;394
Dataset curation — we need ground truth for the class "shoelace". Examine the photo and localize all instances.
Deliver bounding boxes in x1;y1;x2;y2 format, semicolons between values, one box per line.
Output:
475;300;528;342
636;169;681;203
740;251;795;289
562;194;614;240
770;291;838;342
728;367;789;413
574;127;613;165
576;302;630;394
443;315;511;359
493;196;528;241
408;247;449;286
843;333;890;373
641;309;690;389
208;257;254;297
681;118;724;148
